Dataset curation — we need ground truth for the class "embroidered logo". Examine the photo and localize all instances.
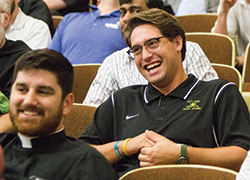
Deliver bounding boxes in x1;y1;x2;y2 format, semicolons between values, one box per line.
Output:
105;22;119;29
125;113;140;120
183;100;201;110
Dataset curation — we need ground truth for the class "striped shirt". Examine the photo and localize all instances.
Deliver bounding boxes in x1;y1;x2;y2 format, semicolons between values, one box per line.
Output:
83;41;218;106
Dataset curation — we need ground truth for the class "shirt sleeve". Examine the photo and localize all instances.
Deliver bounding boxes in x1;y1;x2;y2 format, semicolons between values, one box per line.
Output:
27;20;51;49
226;4;239;39
183;42;219;81
236;150;250;180
83;55;119;107
0;91;9;114
214;83;250;150
48;16;67;52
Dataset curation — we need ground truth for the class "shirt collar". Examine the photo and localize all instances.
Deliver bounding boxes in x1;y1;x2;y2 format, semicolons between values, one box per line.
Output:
144;74;199;103
89;5;120;17
18;128;65;149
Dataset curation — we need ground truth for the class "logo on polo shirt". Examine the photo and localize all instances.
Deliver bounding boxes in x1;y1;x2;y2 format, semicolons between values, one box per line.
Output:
183;100;201;110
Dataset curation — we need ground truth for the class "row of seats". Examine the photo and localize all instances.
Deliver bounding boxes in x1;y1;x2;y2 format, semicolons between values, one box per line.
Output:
52;13;219;34
66;61;249;139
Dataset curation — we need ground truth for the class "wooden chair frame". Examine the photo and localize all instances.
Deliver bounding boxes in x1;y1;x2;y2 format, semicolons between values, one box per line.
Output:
211;63;242;92
64;103;96;138
186;32;236;66
52;15;63;31
176;13;218;33
72;64;101;103
119;164;237;180
242;42;250;92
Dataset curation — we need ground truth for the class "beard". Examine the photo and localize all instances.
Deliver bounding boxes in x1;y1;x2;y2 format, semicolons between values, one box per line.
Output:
9;103;63;137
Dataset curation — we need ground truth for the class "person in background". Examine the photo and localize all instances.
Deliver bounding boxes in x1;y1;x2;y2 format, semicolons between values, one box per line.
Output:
43;0;92;16
19;0;54;35
80;8;250;177
4;0;51;49
0;3;31;98
0;49;118;180
213;0;250;70
163;0;219;15
48;0;127;64
83;0;218;107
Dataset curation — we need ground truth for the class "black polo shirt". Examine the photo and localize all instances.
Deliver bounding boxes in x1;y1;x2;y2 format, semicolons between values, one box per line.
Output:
80;74;250;176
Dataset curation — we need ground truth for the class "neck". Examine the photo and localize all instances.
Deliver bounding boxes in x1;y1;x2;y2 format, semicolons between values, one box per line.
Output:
10;7;19;25
153;69;188;96
0;38;6;48
98;0;120;15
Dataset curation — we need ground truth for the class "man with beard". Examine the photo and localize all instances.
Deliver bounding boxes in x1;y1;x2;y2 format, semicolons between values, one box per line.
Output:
0;3;30;98
4;0;51;49
0;49;118;180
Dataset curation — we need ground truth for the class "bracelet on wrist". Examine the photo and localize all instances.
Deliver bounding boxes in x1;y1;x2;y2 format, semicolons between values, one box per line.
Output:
114;141;123;159
122;138;132;157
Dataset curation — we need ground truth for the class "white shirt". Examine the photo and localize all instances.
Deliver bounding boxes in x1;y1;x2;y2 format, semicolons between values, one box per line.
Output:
236;150;250;180
83;41;218;107
6;8;51;49
226;0;250;56
176;0;206;16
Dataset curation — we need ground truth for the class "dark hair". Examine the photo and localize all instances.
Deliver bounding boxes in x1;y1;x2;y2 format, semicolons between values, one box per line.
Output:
124;8;186;61
13;49;74;99
119;0;164;9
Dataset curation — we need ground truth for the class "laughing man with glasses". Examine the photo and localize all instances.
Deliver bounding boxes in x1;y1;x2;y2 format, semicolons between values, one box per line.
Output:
80;8;250;177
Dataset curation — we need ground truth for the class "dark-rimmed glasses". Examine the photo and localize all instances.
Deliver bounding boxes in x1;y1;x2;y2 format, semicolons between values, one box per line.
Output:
128;36;167;59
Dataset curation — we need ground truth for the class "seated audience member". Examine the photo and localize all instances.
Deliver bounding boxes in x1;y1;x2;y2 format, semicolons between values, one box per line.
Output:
48;0;127;64
213;0;250;68
163;0;219;15
237;150;250;180
80;9;250;177
19;0;54;35
43;0;91;16
4;0;51;49
83;0;218;107
0;49;118;180
0;5;31;98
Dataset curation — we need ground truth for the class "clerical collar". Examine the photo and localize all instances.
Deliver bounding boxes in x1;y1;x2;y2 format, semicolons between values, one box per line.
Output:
18;128;64;148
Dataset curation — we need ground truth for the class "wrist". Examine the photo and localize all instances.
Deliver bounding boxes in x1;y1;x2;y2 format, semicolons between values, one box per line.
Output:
122;138;132;156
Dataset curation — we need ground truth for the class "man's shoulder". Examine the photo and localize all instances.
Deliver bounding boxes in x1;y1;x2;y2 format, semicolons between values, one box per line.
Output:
5;40;31;53
113;84;146;97
64;137;108;159
198;78;237;94
0;133;17;147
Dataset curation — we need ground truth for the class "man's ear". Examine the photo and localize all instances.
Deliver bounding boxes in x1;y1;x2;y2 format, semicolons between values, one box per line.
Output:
3;12;10;28
62;93;74;116
174;35;183;52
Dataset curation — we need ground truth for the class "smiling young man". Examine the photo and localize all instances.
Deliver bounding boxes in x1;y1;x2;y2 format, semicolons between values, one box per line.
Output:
83;0;218;107
0;49;118;180
80;9;250;177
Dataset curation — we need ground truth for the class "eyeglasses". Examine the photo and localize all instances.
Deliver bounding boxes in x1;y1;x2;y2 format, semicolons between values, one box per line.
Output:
128;36;167;59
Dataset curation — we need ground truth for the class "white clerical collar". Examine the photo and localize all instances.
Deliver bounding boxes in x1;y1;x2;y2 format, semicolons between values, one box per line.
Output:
18;128;64;148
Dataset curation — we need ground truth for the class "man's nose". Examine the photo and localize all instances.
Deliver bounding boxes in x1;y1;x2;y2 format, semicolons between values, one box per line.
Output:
22;90;38;106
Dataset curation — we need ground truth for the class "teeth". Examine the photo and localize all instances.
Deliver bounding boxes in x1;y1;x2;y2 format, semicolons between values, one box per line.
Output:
146;62;161;71
23;111;39;116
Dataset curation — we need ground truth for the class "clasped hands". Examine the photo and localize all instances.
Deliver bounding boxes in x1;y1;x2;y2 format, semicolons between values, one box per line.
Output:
125;130;181;167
